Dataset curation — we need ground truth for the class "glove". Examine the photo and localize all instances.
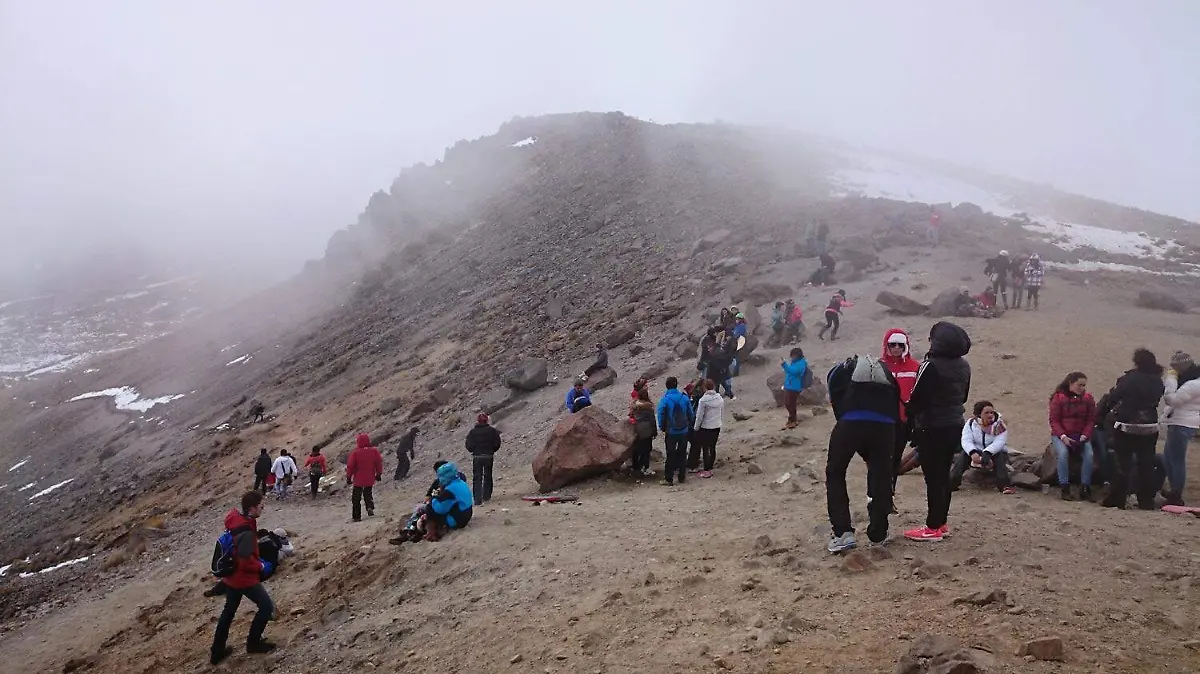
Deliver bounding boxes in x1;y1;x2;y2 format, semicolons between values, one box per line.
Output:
261;560;274;576
375;474;383;482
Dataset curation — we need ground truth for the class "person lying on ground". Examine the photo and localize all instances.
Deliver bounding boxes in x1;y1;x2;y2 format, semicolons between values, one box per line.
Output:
565;380;592;413
950;401;1013;494
1048;372;1097;501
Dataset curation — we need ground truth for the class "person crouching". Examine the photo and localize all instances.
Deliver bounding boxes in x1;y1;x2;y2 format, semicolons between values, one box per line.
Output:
950;401;1014;494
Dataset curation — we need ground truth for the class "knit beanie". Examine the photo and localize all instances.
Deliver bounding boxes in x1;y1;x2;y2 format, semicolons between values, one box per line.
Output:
1170;351;1193;371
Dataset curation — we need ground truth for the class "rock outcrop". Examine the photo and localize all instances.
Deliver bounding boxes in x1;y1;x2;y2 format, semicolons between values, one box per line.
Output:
928;287;966;318
505;359;549;391
876;291;929;316
532;406;636;491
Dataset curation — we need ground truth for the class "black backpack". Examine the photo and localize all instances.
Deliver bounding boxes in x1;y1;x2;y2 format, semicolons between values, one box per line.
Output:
210;525;253;578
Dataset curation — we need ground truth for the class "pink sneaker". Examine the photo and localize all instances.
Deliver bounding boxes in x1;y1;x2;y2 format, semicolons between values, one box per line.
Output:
698;470;713;479
903;527;944;542
938;525;951;538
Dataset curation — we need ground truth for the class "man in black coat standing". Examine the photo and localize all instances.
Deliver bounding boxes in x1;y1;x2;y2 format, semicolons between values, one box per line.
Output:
394;427;418;481
253;449;272;494
465;414;502;506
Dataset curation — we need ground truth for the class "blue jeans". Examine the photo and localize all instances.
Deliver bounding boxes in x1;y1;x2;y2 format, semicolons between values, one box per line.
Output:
1163;425;1195;494
1051;436;1093;486
212;583;273;653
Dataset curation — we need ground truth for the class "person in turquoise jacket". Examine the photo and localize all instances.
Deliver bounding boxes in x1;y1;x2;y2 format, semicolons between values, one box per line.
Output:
429;462;473;535
781;348;809;429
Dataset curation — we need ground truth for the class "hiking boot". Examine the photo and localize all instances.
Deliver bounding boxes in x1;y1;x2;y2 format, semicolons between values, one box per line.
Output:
1060;485;1073;501
827;531;857;554
210;647;233;665
1165;491;1185;507
1001;486;1017;495
698;470;713;479
387;537;407;546
1100;498;1127;510
1080;485;1094;502
246;641;276;655
352;517;362;523
660;479;674;487
903;527;944;542
367;509;375;517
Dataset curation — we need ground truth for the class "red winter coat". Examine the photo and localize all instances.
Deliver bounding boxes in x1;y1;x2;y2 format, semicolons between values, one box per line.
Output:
222;508;263;590
304;454;327;474
1049;391;1097;439
346;434;384;487
881;328;921;422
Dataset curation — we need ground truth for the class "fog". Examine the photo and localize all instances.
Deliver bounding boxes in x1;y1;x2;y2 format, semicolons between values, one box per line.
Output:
2;1;1197;287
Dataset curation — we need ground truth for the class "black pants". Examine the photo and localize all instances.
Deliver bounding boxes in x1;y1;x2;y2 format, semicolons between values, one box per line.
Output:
686;429;701;470
664;434;688;484
472;455;494;504
1012;284;1024;308
394;452;411;481
211;583;273;654
889;420;911;493
309;474;321;497
825;421;894;541
692;427;721;471
254;475;269;494
583;362;606;377
632;437;653;472
351;486;375;521
1106;430;1159;509
916;426;959;529
818;311;840;339
1026;286;1040;308
949;451;1011;490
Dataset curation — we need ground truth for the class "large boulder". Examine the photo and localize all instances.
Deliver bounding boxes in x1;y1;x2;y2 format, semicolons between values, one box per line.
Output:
408;386;453;419
766;371;828;407
505;358;548;391
1136;289;1187;313
928;287;966;318
639;361;670;380
532;406;636;492
732;282;792;306
604;325;638;349
742;304;763;334
673;340;699;359
692;228;732;255
479;388;514;414
877;291;929;316
835;235;879;270
953;202;985;218
586;367;618;391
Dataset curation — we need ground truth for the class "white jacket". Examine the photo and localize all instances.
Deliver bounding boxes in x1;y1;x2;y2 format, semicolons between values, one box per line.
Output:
960;415;1008;455
271;455;298;479
1163;372;1200;429
693;391;725;430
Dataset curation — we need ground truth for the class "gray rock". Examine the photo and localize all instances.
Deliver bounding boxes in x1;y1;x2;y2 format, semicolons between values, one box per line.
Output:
505;358;549;391
876;291;929;316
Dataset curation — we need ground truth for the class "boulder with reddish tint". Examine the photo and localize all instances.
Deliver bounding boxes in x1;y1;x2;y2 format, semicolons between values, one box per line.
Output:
533;406;636;492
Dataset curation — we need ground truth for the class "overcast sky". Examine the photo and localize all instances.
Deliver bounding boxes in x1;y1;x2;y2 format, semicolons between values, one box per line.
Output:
2;1;1197;274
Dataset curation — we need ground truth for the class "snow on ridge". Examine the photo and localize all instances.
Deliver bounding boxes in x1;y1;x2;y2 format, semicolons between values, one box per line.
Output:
27;478;73;500
510;136;537;148
0;353;73;375
1019;219;1177;258
17;482;36;492
8;458;30;472
226;354;253;366
1045;260;1200;277
830;153;1014;215
18;555;90;578
67;386;185;413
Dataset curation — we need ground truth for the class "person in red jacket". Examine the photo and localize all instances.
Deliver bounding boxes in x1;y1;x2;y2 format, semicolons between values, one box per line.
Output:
304;447;327;498
346;433;384;522
1048;372;1098;501
880;329;921;494
210;491;275;664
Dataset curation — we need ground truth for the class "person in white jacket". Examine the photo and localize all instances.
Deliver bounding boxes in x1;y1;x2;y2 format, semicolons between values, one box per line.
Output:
691;380;725;479
949;401;1014;494
1162;351;1200;505
270;450;299;499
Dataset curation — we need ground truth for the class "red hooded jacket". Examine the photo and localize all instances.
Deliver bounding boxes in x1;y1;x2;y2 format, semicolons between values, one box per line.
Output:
881;328;921;421
1048;391;1097;439
346;434;384;487
222;508;263;590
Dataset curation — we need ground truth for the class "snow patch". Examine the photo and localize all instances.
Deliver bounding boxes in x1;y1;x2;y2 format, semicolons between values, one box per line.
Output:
1020;219;1176;258
830;153;1013;215
27;478;73;500
25;355;86;377
0;564;10;576
104;290;149;303
220;343;241;353
17;482;36;492
510;136;537;148
226;354;253;366
8;458;30;472
0;353;73;375
1045;260;1200;277
67;386;186;413
18;555;90;578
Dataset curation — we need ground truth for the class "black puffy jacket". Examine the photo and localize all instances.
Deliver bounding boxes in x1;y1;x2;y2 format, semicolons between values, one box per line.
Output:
907;322;972;429
1099;367;1165;425
464;423;502;457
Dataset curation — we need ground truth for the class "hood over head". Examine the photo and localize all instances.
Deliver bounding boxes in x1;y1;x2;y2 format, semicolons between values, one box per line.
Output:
355;433;372;449
882;328;911;361
928;322;971;358
436;462;460;486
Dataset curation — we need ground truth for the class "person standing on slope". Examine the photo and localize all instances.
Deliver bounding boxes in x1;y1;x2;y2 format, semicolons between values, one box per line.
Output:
903;322;972;542
927;206;941;246
253;448;272;495
691;379;725;478
465;414;502;506
818;290;853;341
824;352;902;553
209;490;275;664
1099;348;1166;510
780;348;809;429
346;433;383;522
879;329;921;498
1023;254;1045;310
269;450;298;499
1162;351;1200;506
303;447;327;498
394;427;418;481
984;250;1012;309
656;376;696;486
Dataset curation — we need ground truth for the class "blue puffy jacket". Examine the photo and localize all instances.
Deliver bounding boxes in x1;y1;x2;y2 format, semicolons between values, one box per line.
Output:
565;387;591;413
656;388;695;436
782;358;808;392
732;322;748;338
431;463;474;528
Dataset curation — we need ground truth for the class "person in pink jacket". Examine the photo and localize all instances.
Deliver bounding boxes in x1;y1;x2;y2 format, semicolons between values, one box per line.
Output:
346;433;383;522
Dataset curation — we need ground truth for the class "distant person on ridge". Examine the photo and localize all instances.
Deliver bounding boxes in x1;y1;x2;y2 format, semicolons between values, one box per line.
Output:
303;447;327;498
465;413;502;506
903;322;972;542
580;343;608;382
927;206;941;246
780;348;809;429
249;401;266;424
817;290;853;341
394;427;418;481
824;350;902;553
346;433;383;522
1023;254;1045;310
565;380;592;413
816;220;830;256
209;491;275;665
984;250;1012;309
269;450;298;499
253;448;272;495
656;376;696;486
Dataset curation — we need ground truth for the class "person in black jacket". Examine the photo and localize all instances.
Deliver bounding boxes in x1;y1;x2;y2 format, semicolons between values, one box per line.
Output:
465;414;502;505
253;449;272;494
983;250;1012;309
903;322;972;542
824;354;902;553
394;427;418;481
1099;348;1166;510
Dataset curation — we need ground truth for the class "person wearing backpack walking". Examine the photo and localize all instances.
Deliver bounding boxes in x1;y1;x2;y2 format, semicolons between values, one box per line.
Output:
346;433;384;522
781;348;810;429
656;377;696;486
303;447;327;498
210;490;276;664
269;450;298;499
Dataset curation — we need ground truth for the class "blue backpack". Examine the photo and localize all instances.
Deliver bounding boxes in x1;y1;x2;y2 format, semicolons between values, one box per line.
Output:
667;396;690;432
210;525;252;578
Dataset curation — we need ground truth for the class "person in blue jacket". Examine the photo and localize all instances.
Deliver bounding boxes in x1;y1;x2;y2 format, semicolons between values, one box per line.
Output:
565;380;592;413
656;376;696;486
781;348;809;429
729;313;748;376
428;462;473;540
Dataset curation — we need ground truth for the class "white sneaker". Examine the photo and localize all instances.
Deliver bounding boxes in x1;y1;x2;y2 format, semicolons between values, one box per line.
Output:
827;531;857;554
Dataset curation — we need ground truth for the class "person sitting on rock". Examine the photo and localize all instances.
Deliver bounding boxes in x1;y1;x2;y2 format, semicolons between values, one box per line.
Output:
580;343;608;382
951;287;977;318
976;287;997;311
721;307;738;333
984;251;1012;309
786;299;805;343
950;401;1013;494
565;380;592;413
817;290;853;341
1048;372;1097;501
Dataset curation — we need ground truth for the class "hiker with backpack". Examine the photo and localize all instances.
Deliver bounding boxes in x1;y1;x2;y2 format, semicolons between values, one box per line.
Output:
629;388;658;476
780;348;810;429
269;450;298;499
565;380;592;413
824;352;902;553
303;447;327;498
205;528;294;598
346;433;383;522
253;448;271;494
656;377;696;486
209;491;276;664
691;379;725;478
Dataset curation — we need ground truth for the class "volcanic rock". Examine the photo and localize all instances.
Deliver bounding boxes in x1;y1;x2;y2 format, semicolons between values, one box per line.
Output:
532;406;636;491
1137;290;1187;313
506;358;549;391
877;291;929;316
